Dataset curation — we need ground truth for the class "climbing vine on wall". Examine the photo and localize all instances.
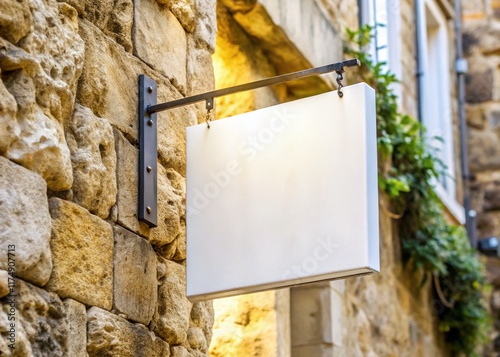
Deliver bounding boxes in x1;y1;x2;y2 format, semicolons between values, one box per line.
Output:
345;26;490;356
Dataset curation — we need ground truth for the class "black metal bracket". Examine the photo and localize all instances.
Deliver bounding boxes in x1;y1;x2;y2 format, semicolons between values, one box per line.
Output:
138;75;158;227
137;59;360;228
146;59;360;115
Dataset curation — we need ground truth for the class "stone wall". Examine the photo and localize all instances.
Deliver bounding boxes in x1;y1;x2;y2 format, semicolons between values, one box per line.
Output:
334;199;449;356
0;0;471;355
0;0;216;355
462;1;500;355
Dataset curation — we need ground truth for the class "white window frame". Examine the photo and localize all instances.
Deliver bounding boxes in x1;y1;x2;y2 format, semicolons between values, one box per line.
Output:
361;0;464;223
359;0;402;103
416;0;464;223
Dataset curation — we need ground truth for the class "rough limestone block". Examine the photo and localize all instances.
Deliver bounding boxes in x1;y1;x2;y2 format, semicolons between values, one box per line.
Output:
170;0;197;32
463;22;500;56
484;182;500;211
113;226;158;325
476;211;500;239
156;102;197;177
104;0;134;52
156;227;187;262
134;0;187;92
153;257;192;345
0;156;52;287
114;128;151;237
77;19;152;140
466;68;494;103
0;271;9;298
3;68;74;192
149;166;185;248
192;0;216;52
46;198;113;310
0;75;18;154
79;0;115;29
67;104;117;219
64;299;87;357
30;0;87;117
0;0;32;44
87;307;170;357
468;128;500;170
343;276;413;352
0;279;68;356
186;35;215;96
187;326;207;351
171;346;190;357
70;0;133;51
188;349;206;357
0;0;85;191
466;104;486;129
190;301;214;347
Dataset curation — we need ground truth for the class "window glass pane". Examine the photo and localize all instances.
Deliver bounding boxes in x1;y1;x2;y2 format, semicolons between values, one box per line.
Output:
419;0;455;196
362;0;390;68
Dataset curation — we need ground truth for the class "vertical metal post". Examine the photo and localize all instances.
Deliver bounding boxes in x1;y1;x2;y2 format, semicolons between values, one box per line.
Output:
138;75;158;227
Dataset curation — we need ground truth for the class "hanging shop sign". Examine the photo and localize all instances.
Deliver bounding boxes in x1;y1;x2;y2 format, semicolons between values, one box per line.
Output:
185;83;379;302
137;59;379;302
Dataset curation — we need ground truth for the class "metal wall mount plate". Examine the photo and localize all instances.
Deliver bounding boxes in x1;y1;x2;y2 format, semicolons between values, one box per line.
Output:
138;75;158;227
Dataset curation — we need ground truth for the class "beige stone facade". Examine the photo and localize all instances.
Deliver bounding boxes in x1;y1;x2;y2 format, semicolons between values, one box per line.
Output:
462;1;500;356
0;0;215;355
0;0;486;356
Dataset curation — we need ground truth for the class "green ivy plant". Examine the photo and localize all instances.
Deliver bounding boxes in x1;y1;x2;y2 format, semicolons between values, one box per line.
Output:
345;25;490;356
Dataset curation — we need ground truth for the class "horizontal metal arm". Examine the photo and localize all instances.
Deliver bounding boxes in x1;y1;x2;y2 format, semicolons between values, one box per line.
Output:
147;58;360;114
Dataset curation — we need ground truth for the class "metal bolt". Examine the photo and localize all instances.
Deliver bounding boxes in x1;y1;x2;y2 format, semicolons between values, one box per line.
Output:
148;86;153;93
147;166;152;173
146;206;152;214
148;119;153;126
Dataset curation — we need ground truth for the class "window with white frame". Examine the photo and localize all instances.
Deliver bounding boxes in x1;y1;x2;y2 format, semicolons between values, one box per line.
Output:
360;0;389;65
359;0;402;97
361;0;464;221
416;0;457;203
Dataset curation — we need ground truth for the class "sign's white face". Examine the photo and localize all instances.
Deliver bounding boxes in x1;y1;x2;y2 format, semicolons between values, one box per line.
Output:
186;83;379;302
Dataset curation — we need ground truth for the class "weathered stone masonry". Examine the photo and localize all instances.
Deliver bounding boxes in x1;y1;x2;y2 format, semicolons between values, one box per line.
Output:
463;1;500;355
0;0;215;355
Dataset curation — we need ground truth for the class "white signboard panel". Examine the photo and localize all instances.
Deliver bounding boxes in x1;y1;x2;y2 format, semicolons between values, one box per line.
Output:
186;83;378;302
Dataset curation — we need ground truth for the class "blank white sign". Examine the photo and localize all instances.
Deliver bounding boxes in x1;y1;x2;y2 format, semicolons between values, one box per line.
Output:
186;83;379;302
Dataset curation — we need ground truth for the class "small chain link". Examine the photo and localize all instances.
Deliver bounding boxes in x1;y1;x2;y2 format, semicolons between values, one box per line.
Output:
336;72;344;98
206;109;212;128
